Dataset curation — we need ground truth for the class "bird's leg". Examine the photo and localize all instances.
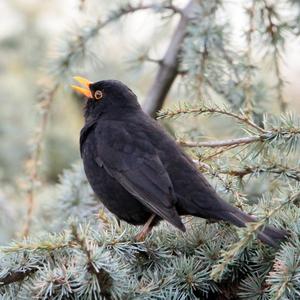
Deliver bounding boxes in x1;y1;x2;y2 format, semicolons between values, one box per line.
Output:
135;214;156;242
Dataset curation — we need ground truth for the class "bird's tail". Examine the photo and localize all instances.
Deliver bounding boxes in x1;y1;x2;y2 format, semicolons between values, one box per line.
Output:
222;209;288;248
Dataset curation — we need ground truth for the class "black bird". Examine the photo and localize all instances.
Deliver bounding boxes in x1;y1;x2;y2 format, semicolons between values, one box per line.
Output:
72;77;287;247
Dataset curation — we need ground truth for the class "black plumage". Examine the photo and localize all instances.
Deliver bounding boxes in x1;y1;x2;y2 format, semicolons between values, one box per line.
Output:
76;78;287;247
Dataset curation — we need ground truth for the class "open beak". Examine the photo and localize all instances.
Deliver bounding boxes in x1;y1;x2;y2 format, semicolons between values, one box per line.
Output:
71;76;93;98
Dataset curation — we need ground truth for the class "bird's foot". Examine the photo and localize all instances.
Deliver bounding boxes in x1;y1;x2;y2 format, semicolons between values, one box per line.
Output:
134;214;156;242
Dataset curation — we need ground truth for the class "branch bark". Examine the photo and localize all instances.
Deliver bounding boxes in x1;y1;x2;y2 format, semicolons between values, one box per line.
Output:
178;136;262;148
0;268;38;286
143;0;197;117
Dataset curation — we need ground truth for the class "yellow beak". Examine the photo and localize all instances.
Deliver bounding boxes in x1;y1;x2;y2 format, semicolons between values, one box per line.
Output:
71;76;93;98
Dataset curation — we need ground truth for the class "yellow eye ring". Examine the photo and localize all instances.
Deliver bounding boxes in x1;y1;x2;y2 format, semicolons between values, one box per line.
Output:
94;90;103;100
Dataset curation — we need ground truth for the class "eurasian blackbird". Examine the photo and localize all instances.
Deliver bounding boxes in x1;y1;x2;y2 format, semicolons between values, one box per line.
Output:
72;76;287;247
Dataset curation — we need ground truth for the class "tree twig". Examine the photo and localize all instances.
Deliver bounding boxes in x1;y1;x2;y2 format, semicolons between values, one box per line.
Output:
158;105;267;133
244;1;256;116
220;166;300;182
178;136;262;148
23;84;59;237
0;268;38;286
262;0;286;112
193;159;300;182
54;2;182;77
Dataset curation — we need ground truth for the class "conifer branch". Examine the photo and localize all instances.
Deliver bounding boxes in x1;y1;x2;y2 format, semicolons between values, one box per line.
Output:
211;190;299;282
178;136;262;148
23;83;59;237
220;165;300;182
179;124;300;156
70;224;113;299
267;243;300;299
53;2;183;77
158;105;267;133
0;268;39;286
200;144;239;162
193;159;300;182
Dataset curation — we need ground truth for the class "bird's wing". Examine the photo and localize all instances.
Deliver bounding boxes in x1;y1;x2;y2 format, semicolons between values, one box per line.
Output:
95;122;185;231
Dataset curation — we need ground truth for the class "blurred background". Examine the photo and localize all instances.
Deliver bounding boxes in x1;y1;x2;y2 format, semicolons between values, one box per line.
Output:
0;0;300;243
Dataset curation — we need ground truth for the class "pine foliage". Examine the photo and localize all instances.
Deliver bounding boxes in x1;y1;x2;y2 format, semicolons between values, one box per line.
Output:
1;0;300;299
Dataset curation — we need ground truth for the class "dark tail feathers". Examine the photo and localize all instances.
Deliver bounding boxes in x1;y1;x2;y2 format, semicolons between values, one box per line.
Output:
224;209;288;248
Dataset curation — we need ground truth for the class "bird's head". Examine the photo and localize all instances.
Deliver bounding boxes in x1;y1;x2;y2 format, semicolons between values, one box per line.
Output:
71;76;140;119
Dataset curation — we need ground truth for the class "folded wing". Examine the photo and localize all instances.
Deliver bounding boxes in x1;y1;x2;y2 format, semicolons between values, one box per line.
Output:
95;122;185;231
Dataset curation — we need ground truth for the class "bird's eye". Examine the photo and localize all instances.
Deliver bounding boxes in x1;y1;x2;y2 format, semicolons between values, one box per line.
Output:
94;90;103;100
